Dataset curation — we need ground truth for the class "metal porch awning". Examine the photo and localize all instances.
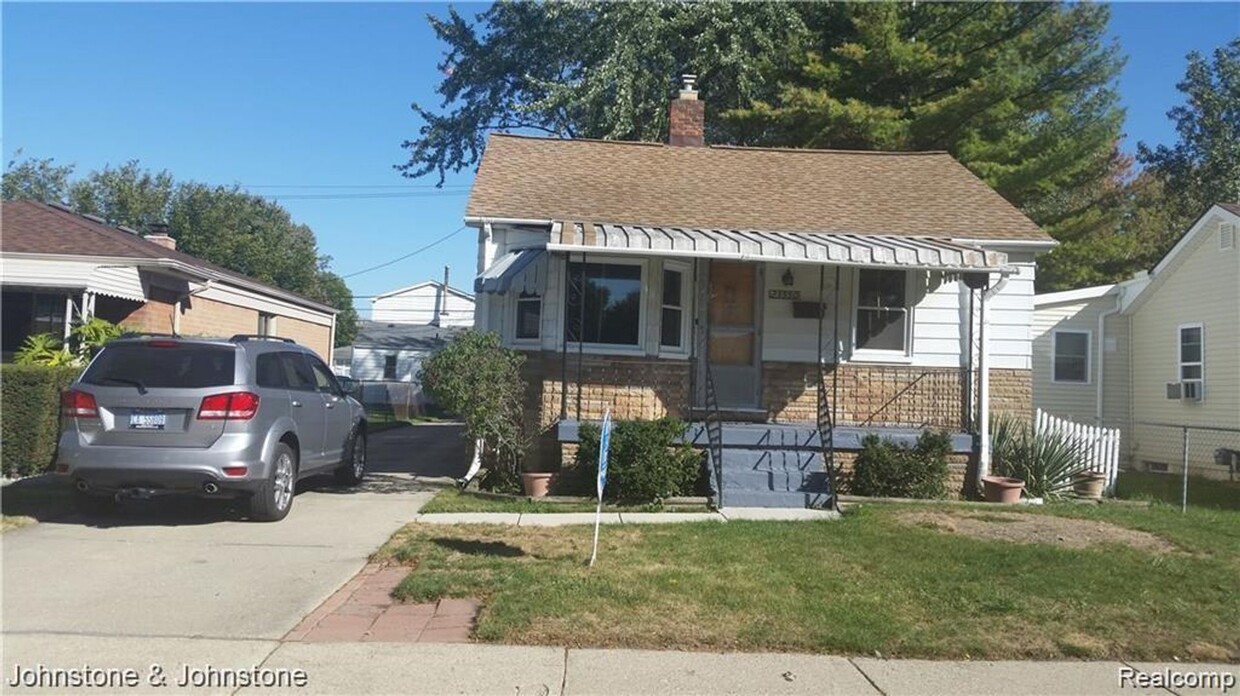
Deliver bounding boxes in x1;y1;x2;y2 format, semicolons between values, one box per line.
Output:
547;223;1010;272
474;248;545;294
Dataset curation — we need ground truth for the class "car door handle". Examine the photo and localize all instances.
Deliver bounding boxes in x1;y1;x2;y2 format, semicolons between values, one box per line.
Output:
292;400;302;408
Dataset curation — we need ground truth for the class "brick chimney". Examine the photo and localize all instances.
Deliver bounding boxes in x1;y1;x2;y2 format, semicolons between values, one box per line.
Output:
144;222;176;250
668;74;705;147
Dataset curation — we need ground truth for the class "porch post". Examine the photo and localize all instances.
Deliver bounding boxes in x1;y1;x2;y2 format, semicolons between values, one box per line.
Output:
977;282;991;482
576;252;586;420
560;252;570;420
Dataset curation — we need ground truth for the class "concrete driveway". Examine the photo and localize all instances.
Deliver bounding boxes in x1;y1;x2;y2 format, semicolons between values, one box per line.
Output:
2;423;467;689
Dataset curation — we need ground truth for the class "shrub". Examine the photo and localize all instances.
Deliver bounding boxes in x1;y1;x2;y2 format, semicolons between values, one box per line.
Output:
849;430;952;499
991;413;1087;498
15;318;128;367
576;418;701;504
419;330;528;492
1;364;83;478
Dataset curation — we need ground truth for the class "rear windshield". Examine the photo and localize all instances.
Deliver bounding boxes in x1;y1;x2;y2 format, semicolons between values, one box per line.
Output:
82;343;237;389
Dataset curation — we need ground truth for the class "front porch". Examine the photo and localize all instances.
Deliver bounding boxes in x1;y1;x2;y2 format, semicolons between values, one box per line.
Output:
476;221;1031;508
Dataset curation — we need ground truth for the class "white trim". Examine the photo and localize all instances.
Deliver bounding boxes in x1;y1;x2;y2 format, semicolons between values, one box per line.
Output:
1034;284;1117;307
464;216;554;228
1051;329;1091;385
851;268;913;358
545;244;1013;273
1125;205;1240;314
197;283;334;327
1177;322;1205;402
511;291;543;345
657;260;691;356
372;280;476;302
949;238;1058;250
562;256;649;354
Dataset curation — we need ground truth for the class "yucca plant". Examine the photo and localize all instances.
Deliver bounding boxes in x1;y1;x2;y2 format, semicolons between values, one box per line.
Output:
990;413;1089;498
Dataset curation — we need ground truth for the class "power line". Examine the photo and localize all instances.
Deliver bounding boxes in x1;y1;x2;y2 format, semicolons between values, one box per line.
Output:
341;225;469;279
259;191;469;200
238;183;470;190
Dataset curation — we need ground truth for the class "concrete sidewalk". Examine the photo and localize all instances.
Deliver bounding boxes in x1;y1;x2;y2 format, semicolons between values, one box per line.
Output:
416;507;839;526
3;635;1233;695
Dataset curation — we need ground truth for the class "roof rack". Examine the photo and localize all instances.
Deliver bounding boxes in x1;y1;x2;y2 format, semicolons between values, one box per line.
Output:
229;334;295;344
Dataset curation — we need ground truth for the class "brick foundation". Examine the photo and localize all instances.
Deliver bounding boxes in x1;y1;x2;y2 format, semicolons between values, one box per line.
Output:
519;350;1031;473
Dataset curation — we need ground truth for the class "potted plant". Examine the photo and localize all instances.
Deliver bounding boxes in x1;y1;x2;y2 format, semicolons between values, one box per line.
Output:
1071;471;1107;499
520;464;558;498
981;475;1025;503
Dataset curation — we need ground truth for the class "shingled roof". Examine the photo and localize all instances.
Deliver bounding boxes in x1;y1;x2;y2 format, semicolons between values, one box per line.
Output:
466;134;1051;243
1;200;334;312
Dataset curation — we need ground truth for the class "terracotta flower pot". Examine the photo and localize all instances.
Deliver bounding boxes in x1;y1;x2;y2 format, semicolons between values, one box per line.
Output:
1072;471;1106;499
521;472;556;498
981;475;1025;504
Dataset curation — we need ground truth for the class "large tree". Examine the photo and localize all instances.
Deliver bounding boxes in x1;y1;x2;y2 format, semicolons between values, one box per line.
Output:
1138;38;1240;231
399;0;811;183
403;2;1132;290
2;156;358;346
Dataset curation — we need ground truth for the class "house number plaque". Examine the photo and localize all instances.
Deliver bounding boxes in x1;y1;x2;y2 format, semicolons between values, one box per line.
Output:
768;289;801;300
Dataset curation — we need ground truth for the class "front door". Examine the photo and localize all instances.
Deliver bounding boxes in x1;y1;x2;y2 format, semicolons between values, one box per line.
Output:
708;261;761;409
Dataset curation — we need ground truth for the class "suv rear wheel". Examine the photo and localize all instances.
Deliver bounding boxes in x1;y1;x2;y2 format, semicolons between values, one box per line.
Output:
251;443;296;522
335;429;366;486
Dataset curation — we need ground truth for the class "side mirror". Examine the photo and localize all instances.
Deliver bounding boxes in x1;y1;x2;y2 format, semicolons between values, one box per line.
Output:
337;376;359;396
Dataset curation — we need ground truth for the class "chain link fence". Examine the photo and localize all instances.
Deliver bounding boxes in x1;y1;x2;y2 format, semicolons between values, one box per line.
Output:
1118;422;1240;511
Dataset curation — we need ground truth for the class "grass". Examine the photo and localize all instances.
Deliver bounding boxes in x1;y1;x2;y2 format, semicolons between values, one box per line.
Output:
420;488;709;514
375;503;1240;660
1115;469;1240;510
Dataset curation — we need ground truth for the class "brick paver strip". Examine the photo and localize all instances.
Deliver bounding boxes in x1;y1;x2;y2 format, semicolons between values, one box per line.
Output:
285;562;479;644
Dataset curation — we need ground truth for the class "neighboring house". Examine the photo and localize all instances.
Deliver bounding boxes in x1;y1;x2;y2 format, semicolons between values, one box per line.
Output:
1034;203;1240;479
466;78;1055;506
1;200;338;360
371;272;475;327
344;320;459;381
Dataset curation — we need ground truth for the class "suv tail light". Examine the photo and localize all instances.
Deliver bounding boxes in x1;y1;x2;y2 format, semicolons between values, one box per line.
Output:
197;392;260;421
61;390;99;419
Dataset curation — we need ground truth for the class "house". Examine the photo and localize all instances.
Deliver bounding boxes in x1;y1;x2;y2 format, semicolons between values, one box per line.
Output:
1033;203;1240;480
342;320;459;382
465;78;1054;507
1;200;338;360
371;269;475;327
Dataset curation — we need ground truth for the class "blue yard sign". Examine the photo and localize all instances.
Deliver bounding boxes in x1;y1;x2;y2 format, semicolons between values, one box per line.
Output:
590;408;613;567
597;409;612;499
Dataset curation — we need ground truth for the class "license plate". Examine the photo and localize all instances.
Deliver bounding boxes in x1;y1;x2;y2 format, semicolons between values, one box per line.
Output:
129;410;167;430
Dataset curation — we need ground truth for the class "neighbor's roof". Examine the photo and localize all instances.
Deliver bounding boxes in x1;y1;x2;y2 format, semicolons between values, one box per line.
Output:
1217;202;1240;217
0;200;335;314
466;134;1052;243
373;280;475;302
351;321;464;351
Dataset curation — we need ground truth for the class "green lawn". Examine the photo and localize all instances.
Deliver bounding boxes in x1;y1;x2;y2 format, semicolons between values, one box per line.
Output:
376;503;1240;660
1115;470;1240;510
420;488;709;514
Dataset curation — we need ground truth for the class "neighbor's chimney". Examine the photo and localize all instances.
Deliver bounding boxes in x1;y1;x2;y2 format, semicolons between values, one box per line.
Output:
668;74;705;147
144;222;176;250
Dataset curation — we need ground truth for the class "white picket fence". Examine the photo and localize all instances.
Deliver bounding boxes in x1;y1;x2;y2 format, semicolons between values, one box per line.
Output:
1035;408;1121;494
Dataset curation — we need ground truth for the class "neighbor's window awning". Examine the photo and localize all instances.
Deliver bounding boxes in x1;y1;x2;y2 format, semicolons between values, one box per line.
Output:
475;248;546;294
546;223;1011;272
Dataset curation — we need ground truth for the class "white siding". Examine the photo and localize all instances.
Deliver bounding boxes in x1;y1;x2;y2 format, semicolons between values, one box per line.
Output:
1032;294;1116;423
372;283;475;326
985;260;1035;371
350;346;431;382
1129;212;1240;469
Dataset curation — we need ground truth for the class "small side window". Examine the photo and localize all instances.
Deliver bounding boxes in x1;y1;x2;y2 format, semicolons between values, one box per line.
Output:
280;352;317;392
383;355;398;380
256;353;286;388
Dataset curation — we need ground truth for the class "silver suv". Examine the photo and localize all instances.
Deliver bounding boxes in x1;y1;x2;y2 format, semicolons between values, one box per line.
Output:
55;335;367;522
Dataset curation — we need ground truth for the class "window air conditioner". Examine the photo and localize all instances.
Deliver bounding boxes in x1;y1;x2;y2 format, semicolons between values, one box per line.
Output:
1166;382;1182;399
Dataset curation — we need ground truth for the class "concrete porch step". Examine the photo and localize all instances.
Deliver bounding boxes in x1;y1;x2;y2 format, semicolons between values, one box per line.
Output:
714;448;823;471
720;490;833;509
719;470;831;494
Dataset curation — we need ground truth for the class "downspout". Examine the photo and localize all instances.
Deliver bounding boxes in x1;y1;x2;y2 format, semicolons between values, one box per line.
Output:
1095;293;1121;425
976;271;1011;488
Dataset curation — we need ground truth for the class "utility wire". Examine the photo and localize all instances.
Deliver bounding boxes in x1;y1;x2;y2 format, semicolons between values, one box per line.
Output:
341;225;469;279
239;183;469;190
260;191;469;200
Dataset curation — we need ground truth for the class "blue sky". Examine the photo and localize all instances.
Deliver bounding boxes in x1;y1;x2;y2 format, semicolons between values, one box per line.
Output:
4;2;1237;318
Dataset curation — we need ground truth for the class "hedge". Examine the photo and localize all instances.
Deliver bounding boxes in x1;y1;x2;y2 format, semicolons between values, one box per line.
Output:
1;364;83;478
